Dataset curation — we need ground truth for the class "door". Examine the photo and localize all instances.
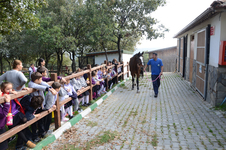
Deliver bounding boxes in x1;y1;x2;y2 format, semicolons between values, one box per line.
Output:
180;38;184;75
195;30;206;96
189;36;194;83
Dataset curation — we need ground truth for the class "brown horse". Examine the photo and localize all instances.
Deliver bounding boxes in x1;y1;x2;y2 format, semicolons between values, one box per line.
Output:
129;52;144;93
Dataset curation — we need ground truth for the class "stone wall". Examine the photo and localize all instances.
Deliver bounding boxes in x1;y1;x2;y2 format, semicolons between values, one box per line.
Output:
185;57;190;81
192;60;197;88
206;65;218;106
216;66;226;106
206;65;226;106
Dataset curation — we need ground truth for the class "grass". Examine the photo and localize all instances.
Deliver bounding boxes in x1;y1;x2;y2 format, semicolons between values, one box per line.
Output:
119;83;128;89
151;132;158;147
62;130;118;150
87;121;98;127
213;103;226;111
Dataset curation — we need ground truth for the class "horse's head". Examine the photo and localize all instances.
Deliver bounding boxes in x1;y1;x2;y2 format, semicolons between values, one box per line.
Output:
135;52;144;78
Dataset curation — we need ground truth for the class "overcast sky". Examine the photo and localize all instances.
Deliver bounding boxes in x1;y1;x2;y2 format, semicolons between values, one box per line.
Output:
135;0;215;52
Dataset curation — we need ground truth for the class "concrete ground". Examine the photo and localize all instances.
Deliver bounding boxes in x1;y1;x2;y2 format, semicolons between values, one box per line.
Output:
45;73;226;150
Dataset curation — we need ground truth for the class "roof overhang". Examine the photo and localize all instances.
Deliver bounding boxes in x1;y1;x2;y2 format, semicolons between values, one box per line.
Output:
174;0;226;38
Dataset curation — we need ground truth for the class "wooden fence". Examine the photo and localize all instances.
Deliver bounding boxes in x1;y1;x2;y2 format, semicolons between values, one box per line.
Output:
0;62;130;143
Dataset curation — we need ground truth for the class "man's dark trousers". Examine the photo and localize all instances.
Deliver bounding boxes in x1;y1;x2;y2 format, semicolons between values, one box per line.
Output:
151;75;160;95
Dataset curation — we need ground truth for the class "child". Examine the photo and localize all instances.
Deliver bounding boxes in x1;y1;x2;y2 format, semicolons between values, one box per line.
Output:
76;69;91;106
0;94;10;150
37;67;66;83
91;71;100;99
1;82;36;149
44;82;60;132
59;80;78;122
20;95;43;142
70;70;85;107
107;69;114;89
28;72;56;139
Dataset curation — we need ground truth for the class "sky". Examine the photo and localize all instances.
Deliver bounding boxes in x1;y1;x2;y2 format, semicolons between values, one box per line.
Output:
135;0;215;53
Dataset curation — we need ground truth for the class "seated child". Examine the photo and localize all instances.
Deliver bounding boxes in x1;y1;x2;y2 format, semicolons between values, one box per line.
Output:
1;82;36;149
0;94;11;150
37;67;66;83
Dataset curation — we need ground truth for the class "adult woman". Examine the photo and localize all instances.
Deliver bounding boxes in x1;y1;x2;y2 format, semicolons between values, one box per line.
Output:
0;60;27;91
38;58;49;77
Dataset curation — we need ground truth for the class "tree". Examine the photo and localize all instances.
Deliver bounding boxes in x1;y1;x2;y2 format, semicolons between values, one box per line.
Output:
0;0;47;35
108;0;168;61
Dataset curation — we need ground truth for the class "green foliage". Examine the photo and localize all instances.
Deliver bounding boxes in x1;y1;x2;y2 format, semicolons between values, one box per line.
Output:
0;0;47;35
0;0;168;73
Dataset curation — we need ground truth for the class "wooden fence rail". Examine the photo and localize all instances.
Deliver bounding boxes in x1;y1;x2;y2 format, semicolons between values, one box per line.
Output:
0;62;130;143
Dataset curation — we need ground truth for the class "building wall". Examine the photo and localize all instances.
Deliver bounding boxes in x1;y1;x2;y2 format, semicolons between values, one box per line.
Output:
176;12;226;106
148;48;177;72
94;53;132;79
209;13;221;67
94;53;119;65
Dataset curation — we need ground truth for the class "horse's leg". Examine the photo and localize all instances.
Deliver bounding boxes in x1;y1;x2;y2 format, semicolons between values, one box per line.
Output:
132;76;134;90
137;76;140;93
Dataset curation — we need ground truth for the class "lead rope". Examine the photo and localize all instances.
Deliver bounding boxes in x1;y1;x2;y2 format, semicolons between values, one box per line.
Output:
144;70;164;82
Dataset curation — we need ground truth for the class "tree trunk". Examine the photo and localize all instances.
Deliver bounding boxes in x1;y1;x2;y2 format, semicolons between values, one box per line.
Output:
102;42;108;61
56;49;64;75
117;36;122;62
71;51;76;72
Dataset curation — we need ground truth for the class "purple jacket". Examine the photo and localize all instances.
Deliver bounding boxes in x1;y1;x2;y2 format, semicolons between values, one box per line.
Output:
42;76;62;82
0;102;10;129
92;77;96;85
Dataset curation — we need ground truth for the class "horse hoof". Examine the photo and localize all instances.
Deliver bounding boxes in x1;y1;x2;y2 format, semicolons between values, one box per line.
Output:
137;90;140;93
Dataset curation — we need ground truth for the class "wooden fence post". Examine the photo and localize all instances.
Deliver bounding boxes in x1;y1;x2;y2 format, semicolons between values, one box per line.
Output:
127;62;129;78
122;61;124;81
87;64;93;102
104;61;109;91
51;73;61;129
115;64;118;84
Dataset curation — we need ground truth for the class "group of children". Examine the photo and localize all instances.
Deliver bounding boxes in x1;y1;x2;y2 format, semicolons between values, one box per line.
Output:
0;59;122;150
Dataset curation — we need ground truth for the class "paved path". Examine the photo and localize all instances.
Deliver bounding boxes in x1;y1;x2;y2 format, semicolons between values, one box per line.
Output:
45;73;226;150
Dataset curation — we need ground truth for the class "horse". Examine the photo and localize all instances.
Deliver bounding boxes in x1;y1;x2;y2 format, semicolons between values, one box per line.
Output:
129;52;144;93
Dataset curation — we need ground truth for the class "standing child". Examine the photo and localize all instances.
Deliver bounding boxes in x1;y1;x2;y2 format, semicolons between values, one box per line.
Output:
44;82;60;132
28;72;57;139
0;94;11;150
77;70;91;106
1;82;36;149
91;71;100;99
70;70;85;107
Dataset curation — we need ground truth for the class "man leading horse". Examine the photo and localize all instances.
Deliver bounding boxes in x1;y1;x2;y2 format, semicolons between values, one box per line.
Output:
144;52;163;98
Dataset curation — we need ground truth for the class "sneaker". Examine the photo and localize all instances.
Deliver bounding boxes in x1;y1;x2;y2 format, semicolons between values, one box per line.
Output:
8;135;16;143
63;118;69;122
40;131;47;138
82;104;88;107
154;94;158;98
69;115;74;119
33;137;41;143
86;103;91;106
26;140;36;148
